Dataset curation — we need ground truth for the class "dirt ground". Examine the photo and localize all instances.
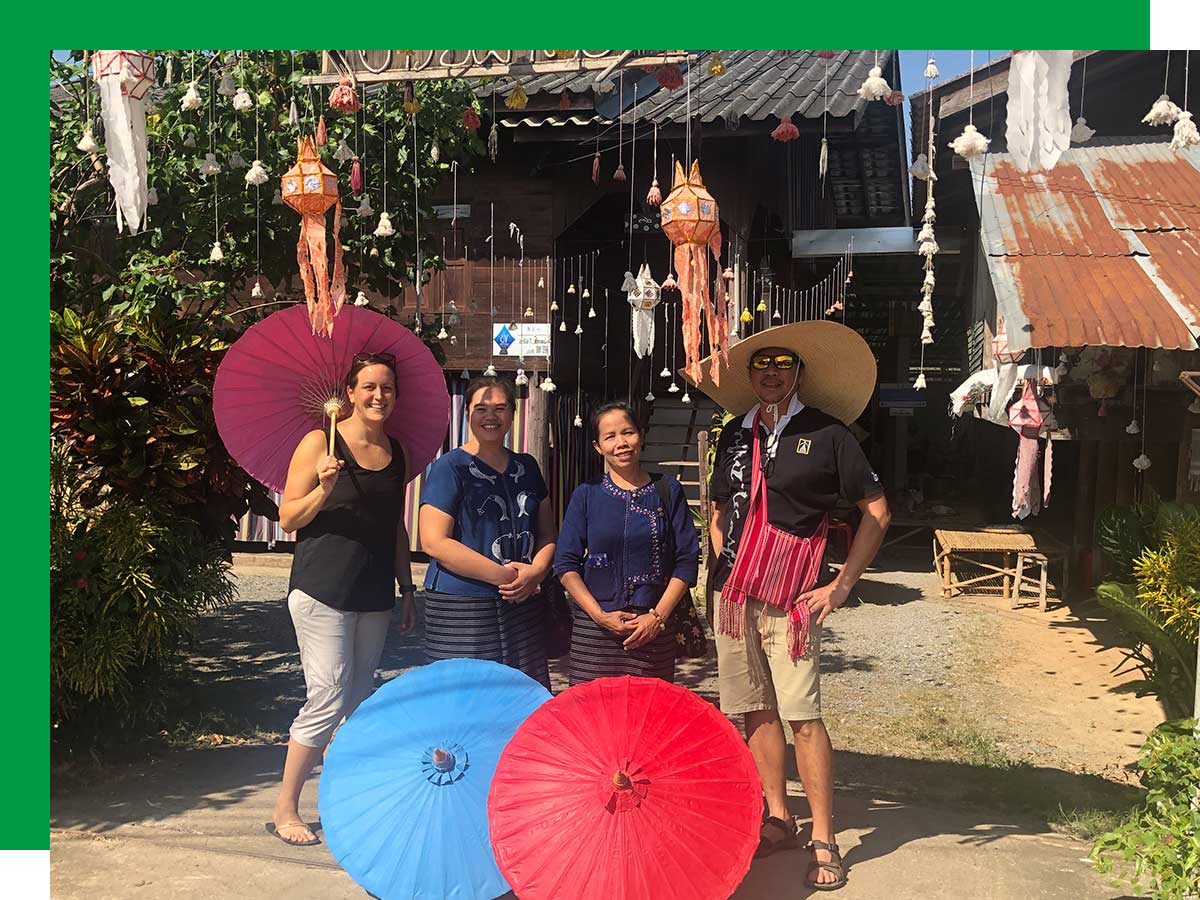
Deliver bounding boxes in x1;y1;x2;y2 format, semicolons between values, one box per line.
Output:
50;547;1165;899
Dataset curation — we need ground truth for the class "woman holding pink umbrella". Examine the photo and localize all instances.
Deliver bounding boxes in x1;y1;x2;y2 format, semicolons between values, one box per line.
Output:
267;351;417;848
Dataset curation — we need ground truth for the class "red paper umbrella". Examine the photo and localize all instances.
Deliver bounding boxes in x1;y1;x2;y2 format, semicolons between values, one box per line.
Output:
214;303;450;492
488;677;761;900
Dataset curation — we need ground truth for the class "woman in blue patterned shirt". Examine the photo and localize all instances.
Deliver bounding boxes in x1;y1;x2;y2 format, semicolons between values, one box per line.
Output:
419;377;556;687
554;402;699;684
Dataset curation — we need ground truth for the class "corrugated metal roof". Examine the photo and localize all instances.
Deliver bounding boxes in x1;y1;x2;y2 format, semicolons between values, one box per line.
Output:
972;139;1200;351
484;51;891;126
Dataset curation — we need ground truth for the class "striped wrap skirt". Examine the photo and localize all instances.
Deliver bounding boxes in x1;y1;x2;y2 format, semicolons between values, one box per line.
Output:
423;591;551;689
568;602;677;686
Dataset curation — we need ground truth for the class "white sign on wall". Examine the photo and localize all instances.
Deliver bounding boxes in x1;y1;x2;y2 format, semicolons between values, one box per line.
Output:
493;323;551;358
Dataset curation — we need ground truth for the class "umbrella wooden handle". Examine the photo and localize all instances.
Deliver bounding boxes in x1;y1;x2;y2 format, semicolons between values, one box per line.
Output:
611;771;632;790
323;400;341;457
432;748;456;772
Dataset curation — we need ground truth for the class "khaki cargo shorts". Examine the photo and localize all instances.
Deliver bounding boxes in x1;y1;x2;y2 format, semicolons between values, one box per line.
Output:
715;593;822;722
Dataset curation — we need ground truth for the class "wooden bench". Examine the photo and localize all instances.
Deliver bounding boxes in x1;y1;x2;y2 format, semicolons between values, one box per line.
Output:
933;529;1069;611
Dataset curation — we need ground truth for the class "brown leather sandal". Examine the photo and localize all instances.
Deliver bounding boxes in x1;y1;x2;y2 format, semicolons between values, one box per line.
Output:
806;839;847;890
754;815;798;858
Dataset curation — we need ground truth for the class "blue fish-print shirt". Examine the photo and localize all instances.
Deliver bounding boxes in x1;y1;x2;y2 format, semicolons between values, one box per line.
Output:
553;474;699;612
421;448;548;599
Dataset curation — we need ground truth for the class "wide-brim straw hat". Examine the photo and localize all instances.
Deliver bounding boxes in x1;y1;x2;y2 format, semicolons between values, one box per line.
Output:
683;320;877;424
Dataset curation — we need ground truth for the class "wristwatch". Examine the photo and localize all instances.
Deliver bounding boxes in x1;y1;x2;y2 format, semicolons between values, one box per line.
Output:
398;584;417;596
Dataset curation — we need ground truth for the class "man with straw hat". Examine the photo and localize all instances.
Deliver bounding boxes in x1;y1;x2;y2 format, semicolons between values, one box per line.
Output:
695;320;891;891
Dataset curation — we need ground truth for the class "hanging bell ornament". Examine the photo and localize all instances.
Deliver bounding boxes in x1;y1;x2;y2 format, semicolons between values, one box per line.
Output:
146;186;159;205
374;212;395;238
515;369;528;385
209;241;224;263
437;325;449;339
645;391;656;402
217;71;236;97
681;390;692;404
233;87;254;112
551;299;559;312
539;375;557;392
588;306;596;319
484;364;497;377
573;414;583;428
329;78;361;114
181;80;202;111
334;139;354;163
660;365;671;378
251;281;265;299
574;323;583;335
559;321;567;332
353;291;370;307
568;283;577;295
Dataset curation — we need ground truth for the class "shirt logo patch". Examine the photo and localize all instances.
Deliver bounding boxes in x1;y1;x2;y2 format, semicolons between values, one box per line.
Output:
797;439;812;455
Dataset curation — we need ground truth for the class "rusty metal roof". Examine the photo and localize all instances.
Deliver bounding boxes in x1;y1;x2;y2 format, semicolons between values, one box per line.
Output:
485;51;893;127
972;139;1200;351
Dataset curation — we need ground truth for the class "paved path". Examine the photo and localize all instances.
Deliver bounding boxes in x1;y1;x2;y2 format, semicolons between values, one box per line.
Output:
51;552;1146;899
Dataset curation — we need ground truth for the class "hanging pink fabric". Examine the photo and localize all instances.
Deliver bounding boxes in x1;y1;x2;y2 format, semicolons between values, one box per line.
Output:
1008;381;1055;519
719;410;829;661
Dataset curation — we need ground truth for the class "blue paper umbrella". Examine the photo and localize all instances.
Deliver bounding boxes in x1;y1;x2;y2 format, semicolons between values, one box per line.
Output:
319;658;552;900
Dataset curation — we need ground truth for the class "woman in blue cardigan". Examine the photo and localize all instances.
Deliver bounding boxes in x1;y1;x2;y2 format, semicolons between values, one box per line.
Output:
554;401;699;684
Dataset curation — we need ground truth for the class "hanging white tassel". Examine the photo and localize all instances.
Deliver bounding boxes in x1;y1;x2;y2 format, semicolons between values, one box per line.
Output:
209;241;224;262
1170;110;1200;151
449;334;457;345
198;152;221;176
165;57;174;84
514;369;528;385
681;390;692;404
353;291;370;307
77;126;99;154
334;139;355;163
524;306;534;318
245;159;269;186
217;71;236;97
181;80;201;111
488;123;499;162
918;297;933;314
146;186;158;206
921;325;934;344
288;97;299;126
484;364;497;377
539;376;557;392
909;153;935;181
559;321;567;332
437;325;449;339
356;195;375;218
913;372;927;390
232;87;254;112
573;414;583;428
857;66;891;101
922;269;935;290
550;299;559;312
272;188;284;205
621;271;637;292
1132;453;1152;471
251;280;264;299
1125;419;1141;435
917;222;936;244
645;391;655;402
461;369;471;379
660;365;671;378
374;212;394;237
1143;94;1181;126
949;124;989;160
430;141;440;163
668;382;680;393
819;137;828;181
228;150;247;169
924;57;939;80
1070;117;1095;144
918;236;939;258
574;323;583;335
183;131;196;147
588;306;596;318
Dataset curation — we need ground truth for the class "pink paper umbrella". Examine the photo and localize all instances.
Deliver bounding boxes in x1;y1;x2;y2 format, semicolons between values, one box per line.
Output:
214;304;450;492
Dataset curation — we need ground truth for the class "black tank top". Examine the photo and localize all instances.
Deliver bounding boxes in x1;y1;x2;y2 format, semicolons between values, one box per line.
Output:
289;431;407;612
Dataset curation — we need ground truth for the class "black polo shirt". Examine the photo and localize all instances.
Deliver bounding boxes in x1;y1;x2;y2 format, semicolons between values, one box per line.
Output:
709;403;883;590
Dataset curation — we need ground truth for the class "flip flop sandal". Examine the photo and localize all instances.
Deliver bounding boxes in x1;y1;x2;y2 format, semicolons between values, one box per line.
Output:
754;815;798;858
265;821;321;847
805;839;847;891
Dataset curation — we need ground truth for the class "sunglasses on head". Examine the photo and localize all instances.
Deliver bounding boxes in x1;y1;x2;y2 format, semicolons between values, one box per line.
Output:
353;351;396;366
749;353;800;371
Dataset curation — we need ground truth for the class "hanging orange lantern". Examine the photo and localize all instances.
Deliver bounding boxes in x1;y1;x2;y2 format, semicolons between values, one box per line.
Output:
282;136;346;337
661;160;725;385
